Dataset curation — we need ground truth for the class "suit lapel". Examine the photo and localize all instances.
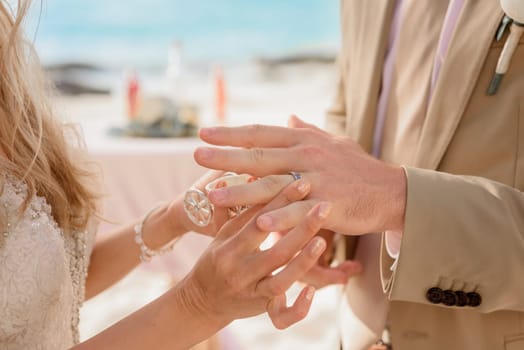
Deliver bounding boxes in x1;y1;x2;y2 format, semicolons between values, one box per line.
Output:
345;0;396;152
413;0;503;169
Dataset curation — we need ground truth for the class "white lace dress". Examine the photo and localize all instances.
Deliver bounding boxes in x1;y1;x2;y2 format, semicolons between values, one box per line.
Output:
0;176;96;349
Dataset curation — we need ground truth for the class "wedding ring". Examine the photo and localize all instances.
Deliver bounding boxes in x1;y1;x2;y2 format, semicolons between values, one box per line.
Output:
288;171;302;181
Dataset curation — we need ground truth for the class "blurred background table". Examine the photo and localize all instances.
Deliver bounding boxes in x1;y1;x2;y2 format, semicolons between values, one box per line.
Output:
84;120;206;234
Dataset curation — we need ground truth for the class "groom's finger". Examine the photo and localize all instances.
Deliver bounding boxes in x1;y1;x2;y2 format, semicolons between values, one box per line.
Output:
199;124;310;148
288;115;324;132
194;146;304;176
208;174;295;207
256;200;317;232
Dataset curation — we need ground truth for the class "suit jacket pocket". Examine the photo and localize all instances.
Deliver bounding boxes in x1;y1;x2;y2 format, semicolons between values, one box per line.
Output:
505;334;524;350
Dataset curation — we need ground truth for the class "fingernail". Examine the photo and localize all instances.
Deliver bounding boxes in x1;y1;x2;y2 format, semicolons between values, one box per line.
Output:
317;202;332;219
257;215;273;229
209;189;227;203
311;238;326;256
305;286;316;301
196;147;213;160
297;181;309;194
200;128;215;138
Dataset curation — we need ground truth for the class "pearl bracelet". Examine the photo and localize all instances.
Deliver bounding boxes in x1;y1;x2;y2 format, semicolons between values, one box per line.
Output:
134;203;181;262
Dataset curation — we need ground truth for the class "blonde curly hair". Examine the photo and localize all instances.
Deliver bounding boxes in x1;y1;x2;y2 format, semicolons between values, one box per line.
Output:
0;0;99;233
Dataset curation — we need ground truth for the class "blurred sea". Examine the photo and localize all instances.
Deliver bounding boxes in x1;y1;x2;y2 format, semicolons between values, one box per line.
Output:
27;0;340;68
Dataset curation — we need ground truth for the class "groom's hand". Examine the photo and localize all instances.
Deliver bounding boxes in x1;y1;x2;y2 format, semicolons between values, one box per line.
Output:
194;116;407;235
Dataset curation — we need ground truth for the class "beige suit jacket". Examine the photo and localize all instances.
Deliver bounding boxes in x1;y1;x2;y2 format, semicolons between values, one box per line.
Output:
328;1;524;349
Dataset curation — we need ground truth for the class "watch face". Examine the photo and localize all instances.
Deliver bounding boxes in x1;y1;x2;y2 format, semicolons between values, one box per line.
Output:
184;188;213;227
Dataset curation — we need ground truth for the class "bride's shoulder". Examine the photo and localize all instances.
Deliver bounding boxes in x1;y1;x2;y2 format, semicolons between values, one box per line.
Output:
0;173;56;235
0;173;31;212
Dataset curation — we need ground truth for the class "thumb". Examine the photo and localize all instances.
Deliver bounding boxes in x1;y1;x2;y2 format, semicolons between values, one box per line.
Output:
287;115;321;131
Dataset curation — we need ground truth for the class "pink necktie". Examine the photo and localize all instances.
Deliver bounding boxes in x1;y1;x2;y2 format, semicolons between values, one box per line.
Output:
430;0;466;97
372;0;465;157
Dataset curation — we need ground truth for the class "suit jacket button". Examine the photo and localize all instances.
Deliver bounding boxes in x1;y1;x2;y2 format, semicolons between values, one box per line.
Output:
442;290;457;306
467;292;482;307
455;291;468;307
426;287;443;304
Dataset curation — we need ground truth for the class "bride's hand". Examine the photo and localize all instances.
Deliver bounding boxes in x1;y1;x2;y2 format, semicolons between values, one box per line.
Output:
175;178;330;329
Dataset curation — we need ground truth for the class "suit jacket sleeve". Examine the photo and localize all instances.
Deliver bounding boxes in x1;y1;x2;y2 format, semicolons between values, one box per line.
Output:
380;166;524;313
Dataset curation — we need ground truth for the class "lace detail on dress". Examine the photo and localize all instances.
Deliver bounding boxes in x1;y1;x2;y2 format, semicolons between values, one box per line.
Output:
64;226;90;344
0;176;95;349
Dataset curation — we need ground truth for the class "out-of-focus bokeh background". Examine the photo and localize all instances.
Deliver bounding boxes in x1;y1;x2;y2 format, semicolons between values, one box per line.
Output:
28;0;340;127
26;1;344;349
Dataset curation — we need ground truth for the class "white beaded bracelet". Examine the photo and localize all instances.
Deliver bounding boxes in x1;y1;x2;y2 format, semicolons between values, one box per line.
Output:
134;203;181;262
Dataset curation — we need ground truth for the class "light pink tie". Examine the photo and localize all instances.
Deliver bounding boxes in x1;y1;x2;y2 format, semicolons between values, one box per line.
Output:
372;0;465;158
430;0;465;97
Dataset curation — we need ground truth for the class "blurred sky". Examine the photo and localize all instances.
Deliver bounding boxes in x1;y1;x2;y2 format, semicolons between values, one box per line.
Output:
26;0;340;67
